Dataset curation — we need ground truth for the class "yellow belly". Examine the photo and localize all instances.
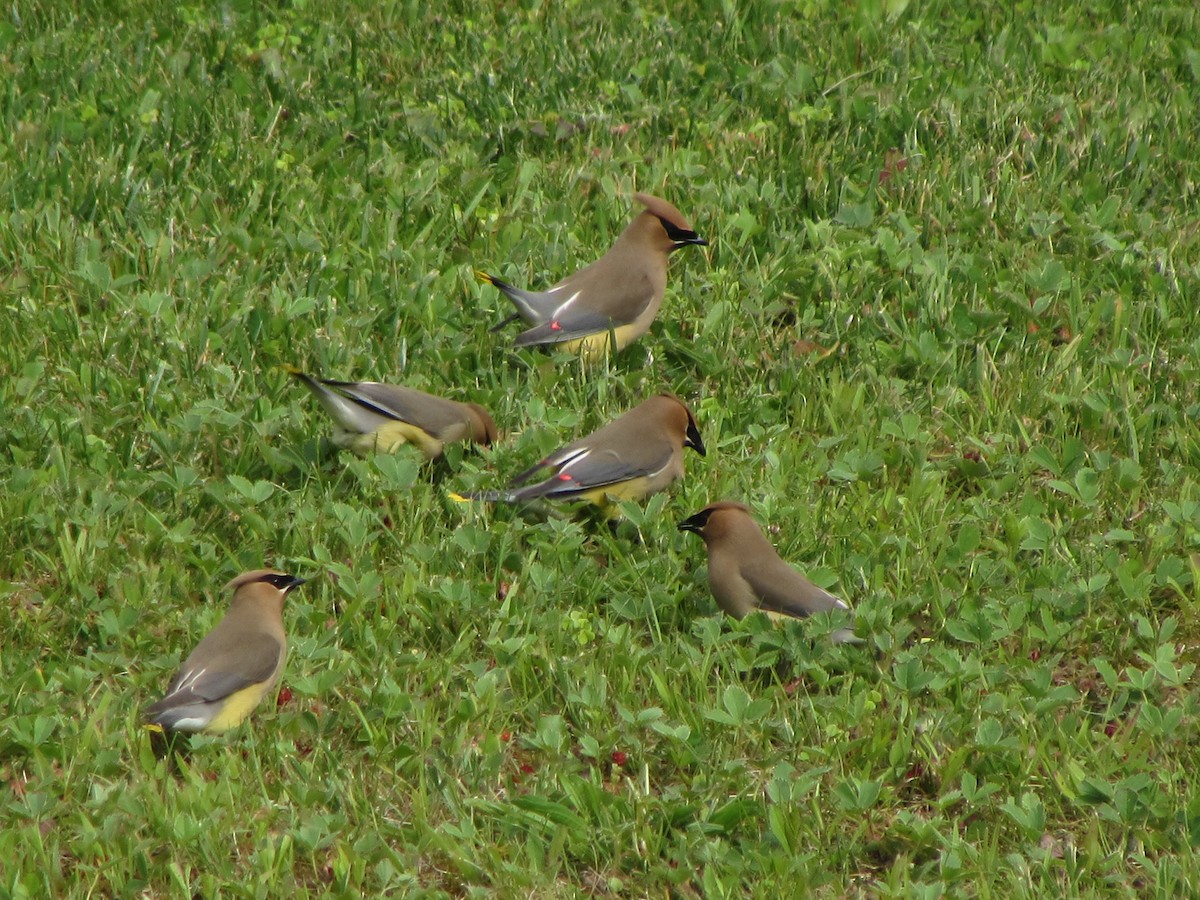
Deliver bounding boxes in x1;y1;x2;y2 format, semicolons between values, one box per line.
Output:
340;422;443;459
575;476;653;516
560;323;642;363
202;682;274;733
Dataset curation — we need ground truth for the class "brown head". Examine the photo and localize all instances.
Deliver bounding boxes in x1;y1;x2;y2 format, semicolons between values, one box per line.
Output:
645;392;706;456
677;501;755;545
625;193;707;256
464;402;499;447
224;569;306;612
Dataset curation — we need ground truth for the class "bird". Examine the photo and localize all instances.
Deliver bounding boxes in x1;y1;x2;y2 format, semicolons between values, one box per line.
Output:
479;192;707;361
145;569;305;734
678;502;861;643
455;393;705;515
287;366;497;459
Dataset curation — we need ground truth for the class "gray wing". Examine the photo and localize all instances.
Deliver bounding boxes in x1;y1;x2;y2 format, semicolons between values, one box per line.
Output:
148;631;282;712
511;442;674;501
513;311;622;348
743;560;847;619
331;382;466;438
512;272;656;347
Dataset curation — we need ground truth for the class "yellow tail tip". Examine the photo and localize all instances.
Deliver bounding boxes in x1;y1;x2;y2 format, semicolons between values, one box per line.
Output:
475;270;496;285
448;491;472;503
143;722;166;734
279;364;305;376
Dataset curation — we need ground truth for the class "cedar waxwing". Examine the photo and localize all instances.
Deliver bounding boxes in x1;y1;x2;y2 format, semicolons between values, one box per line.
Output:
678;502;861;643
479;192;707;361
457;393;704;514
145;569;305;734
287;366;497;459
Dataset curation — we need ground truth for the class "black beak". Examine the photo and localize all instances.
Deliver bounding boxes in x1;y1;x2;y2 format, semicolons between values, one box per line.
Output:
685;419;706;457
678;512;707;534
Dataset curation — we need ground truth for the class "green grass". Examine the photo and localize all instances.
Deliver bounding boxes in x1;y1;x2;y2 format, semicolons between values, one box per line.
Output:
3;0;1200;894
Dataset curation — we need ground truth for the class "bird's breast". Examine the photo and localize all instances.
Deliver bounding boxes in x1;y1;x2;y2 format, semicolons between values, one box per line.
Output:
707;560;760;618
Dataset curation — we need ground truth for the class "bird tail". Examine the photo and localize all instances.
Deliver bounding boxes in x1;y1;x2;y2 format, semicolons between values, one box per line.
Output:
477;272;521;331
283;365;382;434
144;706;188;733
448;489;516;504
475;270;560;328
282;364;324;393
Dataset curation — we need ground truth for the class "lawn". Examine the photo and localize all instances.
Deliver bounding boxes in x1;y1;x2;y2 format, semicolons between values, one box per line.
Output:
3;0;1200;895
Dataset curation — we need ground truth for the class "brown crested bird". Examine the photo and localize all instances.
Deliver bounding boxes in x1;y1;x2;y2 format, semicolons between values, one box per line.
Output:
288;367;496;459
479;192;706;361
456;393;704;515
145;569;305;734
679;502;861;643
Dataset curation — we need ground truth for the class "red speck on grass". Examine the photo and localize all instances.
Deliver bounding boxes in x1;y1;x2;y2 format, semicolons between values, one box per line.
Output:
1030;649;1041;662
519;763;536;775
277;687;293;706
1104;720;1119;738
611;751;628;767
501;731;512;742
878;149;909;185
